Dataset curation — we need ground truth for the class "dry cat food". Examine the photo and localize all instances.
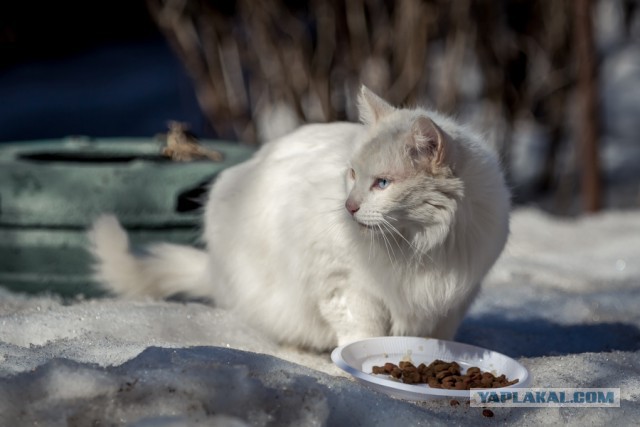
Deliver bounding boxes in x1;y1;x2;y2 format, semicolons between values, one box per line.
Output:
371;359;519;390
482;409;495;417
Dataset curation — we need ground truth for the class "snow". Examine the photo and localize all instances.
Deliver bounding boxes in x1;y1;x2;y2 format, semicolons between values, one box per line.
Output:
1;207;639;426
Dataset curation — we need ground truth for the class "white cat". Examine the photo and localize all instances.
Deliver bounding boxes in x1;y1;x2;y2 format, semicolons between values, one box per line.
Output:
89;86;510;351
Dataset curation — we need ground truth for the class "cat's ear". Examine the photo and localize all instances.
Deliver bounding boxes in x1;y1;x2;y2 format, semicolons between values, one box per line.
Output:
357;85;395;125
408;116;449;168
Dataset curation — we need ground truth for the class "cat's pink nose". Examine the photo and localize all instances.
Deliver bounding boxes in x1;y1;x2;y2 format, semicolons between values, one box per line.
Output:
345;199;360;215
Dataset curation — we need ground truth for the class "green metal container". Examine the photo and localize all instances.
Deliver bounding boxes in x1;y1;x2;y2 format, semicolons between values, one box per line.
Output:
0;136;255;297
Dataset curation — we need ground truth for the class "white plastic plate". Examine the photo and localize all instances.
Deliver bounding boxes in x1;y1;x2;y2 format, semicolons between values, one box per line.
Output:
331;336;531;401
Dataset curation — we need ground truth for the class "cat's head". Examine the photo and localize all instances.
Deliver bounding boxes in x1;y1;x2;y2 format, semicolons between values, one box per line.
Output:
345;86;464;252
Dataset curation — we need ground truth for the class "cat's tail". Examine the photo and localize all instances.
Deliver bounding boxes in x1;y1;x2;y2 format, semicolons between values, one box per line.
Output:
88;215;210;299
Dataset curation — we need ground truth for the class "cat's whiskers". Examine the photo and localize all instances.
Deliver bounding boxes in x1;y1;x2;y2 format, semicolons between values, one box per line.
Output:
385;216;434;265
390;226;421;271
375;223;401;274
324;216;343;237
380;219;407;250
379;218;427;268
303;204;347;245
384;216;411;245
367;225;374;262
380;221;404;268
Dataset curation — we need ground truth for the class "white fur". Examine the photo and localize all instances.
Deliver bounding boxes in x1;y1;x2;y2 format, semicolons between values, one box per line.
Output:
89;87;510;351
89;215;209;299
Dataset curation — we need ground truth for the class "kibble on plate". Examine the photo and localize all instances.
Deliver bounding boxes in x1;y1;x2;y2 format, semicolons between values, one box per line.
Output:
371;359;519;390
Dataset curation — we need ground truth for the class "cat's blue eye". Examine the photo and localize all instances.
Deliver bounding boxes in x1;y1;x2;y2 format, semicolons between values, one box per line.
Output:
374;178;390;189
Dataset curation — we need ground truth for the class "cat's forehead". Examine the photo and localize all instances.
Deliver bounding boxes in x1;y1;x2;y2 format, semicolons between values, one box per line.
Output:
351;127;410;174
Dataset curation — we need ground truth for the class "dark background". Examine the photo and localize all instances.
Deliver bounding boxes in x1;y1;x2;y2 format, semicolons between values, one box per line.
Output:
0;1;204;142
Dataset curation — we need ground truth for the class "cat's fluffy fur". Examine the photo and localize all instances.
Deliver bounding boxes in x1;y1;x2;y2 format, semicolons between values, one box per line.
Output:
89;86;510;351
